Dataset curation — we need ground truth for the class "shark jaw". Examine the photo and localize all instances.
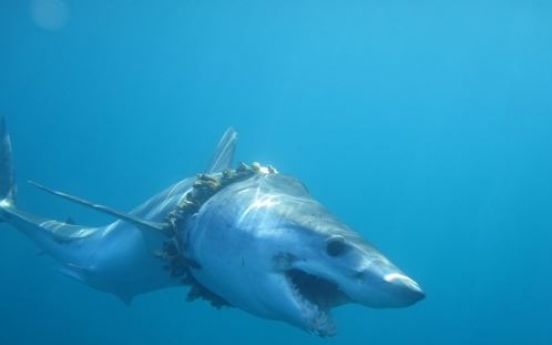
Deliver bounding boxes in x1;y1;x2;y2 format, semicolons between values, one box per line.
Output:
282;268;349;337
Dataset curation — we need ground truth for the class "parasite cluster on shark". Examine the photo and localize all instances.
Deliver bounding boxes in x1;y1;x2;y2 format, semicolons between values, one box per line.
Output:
0;117;424;337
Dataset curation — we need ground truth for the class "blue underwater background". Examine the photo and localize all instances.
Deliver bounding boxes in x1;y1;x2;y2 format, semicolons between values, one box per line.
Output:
1;1;552;344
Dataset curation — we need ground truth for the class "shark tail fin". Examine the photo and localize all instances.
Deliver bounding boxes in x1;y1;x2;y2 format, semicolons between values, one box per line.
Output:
0;116;17;215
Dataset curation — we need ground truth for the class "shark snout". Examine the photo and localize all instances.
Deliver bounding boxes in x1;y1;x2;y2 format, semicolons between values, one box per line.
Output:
348;268;425;308
383;273;425;306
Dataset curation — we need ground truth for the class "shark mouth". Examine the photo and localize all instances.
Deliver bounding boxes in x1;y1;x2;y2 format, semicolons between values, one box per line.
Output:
284;269;350;337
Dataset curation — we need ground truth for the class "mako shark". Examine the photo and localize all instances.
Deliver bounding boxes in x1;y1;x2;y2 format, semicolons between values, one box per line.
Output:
0;117;424;337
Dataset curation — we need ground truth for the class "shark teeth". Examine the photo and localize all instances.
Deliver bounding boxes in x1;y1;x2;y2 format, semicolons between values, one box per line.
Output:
311;311;337;337
285;270;337;337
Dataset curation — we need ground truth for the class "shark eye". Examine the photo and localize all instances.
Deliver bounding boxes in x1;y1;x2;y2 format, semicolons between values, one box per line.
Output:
326;235;347;257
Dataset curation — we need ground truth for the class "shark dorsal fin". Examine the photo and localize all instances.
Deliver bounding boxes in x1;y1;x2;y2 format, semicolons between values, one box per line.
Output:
206;127;237;173
28;181;169;234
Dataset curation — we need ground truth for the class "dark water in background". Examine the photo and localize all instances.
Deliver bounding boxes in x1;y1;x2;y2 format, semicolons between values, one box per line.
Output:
1;1;552;344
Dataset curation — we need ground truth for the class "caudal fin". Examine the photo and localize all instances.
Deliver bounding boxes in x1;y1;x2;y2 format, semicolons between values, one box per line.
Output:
0;116;16;208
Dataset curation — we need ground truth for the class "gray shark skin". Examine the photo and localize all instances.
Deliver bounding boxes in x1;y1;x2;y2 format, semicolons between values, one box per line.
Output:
0;117;424;336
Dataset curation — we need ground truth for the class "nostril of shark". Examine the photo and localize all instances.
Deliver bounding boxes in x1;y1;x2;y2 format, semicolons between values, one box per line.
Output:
383;273;425;304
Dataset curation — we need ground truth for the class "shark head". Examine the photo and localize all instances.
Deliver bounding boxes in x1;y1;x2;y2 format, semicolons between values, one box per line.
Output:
185;172;424;337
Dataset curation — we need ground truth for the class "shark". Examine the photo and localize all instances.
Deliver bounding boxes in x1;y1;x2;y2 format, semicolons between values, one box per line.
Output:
0;117;424;337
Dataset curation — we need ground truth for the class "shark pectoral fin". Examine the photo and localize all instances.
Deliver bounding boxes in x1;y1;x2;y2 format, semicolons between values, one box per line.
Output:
56;263;88;285
117;294;133;307
28;180;170;235
206;127;237;173
58;264;134;306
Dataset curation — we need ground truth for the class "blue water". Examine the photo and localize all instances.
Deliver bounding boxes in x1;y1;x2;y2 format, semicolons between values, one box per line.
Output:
1;1;551;344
